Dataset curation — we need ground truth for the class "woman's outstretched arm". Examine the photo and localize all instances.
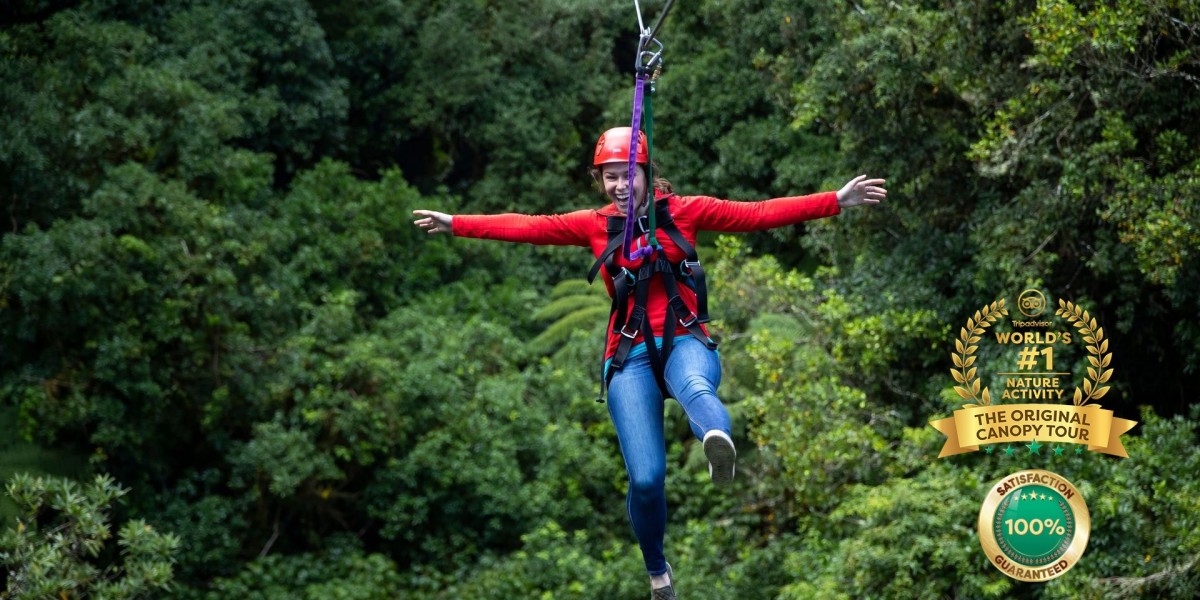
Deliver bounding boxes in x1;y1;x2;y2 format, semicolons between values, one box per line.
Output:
411;209;594;246
689;175;886;232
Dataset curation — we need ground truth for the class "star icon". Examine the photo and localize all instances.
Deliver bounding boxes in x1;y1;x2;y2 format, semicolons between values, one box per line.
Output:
1027;439;1042;454
1004;445;1015;456
1075;446;1085;455
984;445;994;455
1053;446;1065;456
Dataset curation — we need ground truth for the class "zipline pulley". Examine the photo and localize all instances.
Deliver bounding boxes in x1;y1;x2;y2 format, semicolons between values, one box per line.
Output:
633;0;676;59
637;37;664;76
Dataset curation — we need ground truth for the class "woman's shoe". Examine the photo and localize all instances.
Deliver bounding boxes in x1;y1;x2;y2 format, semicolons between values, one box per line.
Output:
651;563;676;600
703;430;736;485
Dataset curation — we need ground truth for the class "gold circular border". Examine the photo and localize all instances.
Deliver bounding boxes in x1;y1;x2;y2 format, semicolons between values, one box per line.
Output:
1018;288;1048;318
977;469;1091;582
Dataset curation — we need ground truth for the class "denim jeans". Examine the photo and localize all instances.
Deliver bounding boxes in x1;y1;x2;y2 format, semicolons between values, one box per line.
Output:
605;335;730;577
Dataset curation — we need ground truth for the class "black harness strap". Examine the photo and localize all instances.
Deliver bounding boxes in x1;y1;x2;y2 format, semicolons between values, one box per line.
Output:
586;216;628;285
633;262;668;395
609;262;655;370
599;215;644;337
661;262;717;349
659;223;710;323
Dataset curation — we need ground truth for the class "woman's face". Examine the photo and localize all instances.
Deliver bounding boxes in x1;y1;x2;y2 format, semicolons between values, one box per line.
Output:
600;162;647;216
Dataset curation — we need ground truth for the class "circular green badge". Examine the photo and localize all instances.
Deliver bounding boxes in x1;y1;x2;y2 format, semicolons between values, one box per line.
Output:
994;484;1075;565
979;470;1090;582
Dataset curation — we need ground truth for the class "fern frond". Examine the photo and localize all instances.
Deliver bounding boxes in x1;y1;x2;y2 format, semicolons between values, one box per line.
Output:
549;279;600;300
532;295;609;321
528;305;610;356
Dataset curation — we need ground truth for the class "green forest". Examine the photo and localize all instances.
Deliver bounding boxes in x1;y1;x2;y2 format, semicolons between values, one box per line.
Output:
2;0;1198;598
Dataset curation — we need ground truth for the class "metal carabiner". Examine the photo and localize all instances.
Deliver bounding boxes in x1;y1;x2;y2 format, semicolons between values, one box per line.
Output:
636;36;664;75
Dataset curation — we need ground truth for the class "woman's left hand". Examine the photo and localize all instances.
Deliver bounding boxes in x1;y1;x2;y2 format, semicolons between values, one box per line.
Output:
836;175;887;208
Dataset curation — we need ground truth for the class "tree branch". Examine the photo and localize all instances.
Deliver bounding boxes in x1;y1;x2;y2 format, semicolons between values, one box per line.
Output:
1100;552;1200;595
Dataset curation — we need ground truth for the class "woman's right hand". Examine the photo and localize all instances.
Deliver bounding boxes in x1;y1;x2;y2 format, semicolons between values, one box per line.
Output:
412;210;453;235
836;175;887;208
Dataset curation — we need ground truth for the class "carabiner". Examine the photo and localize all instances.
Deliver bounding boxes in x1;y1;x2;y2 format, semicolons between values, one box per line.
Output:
636;36;664;75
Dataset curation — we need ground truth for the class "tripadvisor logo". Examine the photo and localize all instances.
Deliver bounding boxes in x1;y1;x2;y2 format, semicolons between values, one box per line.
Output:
1016;288;1049;321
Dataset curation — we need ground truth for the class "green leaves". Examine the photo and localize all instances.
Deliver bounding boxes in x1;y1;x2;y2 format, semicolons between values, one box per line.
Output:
0;473;181;599
529;280;610;356
228;421;343;498
202;535;405;599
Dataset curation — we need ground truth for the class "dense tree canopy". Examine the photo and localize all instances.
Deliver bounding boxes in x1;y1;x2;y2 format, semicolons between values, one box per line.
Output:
2;0;1198;598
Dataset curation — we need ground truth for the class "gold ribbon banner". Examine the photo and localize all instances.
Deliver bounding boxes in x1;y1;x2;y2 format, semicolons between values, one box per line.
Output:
930;404;1137;458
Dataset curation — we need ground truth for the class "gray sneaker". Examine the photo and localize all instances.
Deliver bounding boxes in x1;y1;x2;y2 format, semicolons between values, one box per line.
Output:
703;430;736;485
651;563;676;600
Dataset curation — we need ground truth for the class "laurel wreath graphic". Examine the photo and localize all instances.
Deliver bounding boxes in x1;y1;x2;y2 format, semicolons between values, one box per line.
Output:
1055;299;1113;405
951;299;1008;407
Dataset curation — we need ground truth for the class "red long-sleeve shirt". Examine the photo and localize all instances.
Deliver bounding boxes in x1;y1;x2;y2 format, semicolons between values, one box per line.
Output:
452;192;840;360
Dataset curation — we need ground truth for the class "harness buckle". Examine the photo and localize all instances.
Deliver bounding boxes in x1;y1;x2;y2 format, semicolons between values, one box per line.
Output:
679;259;700;277
679;312;699;328
612;267;636;288
619;324;640;339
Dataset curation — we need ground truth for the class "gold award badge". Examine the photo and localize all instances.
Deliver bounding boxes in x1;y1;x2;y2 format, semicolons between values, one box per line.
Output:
978;469;1090;582
930;292;1138;457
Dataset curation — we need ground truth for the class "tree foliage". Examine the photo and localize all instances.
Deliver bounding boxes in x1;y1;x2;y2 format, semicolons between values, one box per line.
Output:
0;473;180;599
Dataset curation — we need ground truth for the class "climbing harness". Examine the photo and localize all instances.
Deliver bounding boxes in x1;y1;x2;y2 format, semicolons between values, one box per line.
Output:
589;197;716;403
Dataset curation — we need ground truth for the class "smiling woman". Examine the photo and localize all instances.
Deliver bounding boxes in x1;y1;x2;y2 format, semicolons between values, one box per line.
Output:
593;158;674;215
411;125;886;598
591;127;654;218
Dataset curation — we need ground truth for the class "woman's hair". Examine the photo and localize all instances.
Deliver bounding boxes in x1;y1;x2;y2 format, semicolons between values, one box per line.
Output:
653;173;672;194
589;161;673;196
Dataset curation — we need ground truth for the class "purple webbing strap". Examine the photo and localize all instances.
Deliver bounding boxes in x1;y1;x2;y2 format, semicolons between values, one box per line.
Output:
623;72;654;262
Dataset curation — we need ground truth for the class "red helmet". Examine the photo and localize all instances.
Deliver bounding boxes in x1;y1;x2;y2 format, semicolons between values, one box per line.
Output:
593;127;648;166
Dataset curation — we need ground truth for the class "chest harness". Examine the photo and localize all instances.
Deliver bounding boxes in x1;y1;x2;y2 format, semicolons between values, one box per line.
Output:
588;197;717;403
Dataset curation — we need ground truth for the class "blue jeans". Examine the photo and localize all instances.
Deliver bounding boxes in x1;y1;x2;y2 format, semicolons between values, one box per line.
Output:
605;335;730;577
